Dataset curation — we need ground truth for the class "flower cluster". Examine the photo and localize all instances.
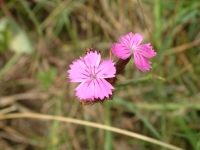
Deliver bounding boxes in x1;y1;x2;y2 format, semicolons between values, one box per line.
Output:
68;32;156;105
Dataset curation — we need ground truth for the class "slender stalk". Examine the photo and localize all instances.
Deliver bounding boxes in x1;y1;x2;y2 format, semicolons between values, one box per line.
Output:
0;113;183;150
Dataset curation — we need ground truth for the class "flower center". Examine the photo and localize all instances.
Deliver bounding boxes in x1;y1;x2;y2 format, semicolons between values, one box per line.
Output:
89;73;96;80
129;46;137;54
87;67;97;80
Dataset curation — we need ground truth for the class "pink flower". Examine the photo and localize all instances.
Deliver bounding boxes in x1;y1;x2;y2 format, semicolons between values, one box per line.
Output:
68;51;116;101
112;32;156;72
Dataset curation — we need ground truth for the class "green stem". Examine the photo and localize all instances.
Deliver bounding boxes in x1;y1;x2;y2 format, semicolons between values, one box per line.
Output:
105;102;113;150
0;53;21;79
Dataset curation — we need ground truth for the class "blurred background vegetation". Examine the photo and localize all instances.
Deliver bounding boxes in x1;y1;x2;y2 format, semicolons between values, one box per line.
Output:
0;0;200;150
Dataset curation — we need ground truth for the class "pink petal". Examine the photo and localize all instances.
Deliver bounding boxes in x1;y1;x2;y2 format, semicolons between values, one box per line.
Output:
134;53;152;72
100;78;114;91
75;80;94;100
130;33;143;45
97;60;116;78
75;82;88;100
96;78;113;99
84;51;100;67
67;59;89;82
75;78;114;100
120;32;143;46
112;43;131;59
136;44;157;58
119;36;130;47
93;80;101;99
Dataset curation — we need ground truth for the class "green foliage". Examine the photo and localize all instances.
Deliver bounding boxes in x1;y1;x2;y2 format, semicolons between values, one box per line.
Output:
0;17;34;54
0;20;11;52
37;67;57;89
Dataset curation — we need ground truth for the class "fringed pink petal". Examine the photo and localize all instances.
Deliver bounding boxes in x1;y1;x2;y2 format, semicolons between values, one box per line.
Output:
74;78;114;100
134;53;152;72
129;33;143;45
119;32;143;47
96;78;112;99
97;60;116;78
75;81;89;100
68;60;89;82
119;36;130;47
136;44;157;58
84;51;100;67
93;79;101;99
112;43;131;59
75;80;95;100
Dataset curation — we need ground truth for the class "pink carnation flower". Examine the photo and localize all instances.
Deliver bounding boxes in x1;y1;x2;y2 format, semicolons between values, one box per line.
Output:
68;51;116;101
112;32;156;72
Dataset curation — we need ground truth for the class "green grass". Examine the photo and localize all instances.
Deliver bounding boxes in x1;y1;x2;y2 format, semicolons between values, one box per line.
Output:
0;0;200;150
